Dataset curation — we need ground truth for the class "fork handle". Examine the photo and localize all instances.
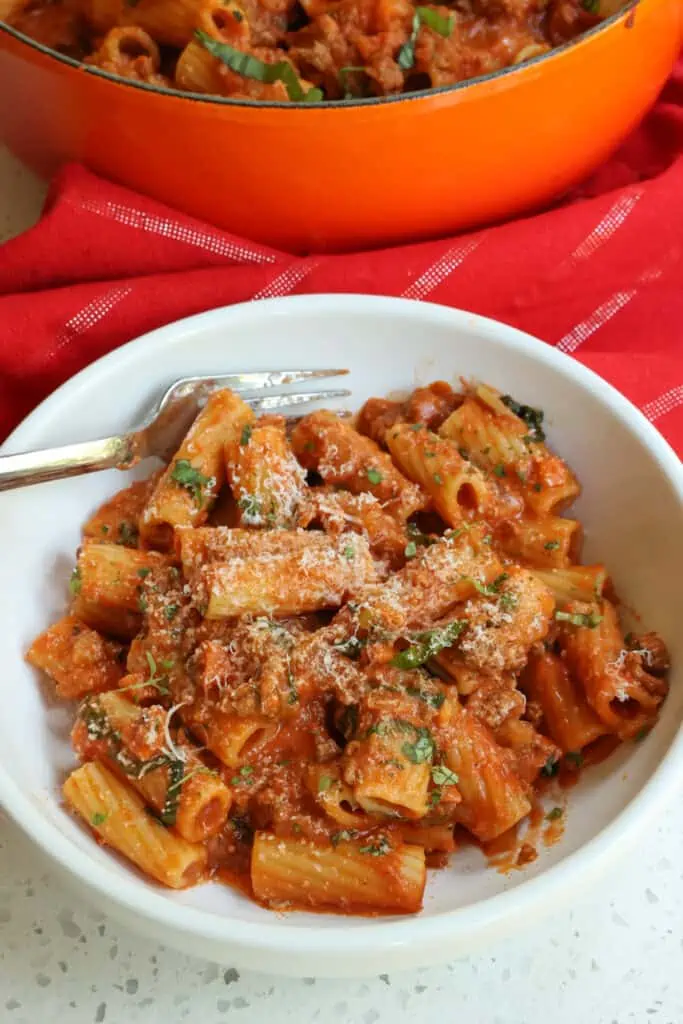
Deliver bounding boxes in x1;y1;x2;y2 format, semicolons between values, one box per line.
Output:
0;435;133;492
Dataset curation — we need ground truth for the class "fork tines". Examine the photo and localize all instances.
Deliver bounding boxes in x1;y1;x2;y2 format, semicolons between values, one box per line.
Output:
195;369;349;393
247;388;351;411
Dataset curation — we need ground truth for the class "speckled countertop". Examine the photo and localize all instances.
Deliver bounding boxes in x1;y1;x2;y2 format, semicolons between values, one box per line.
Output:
1;146;683;1024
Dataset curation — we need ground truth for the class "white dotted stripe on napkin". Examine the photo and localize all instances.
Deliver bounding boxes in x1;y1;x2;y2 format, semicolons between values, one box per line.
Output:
76;198;276;265
401;239;481;301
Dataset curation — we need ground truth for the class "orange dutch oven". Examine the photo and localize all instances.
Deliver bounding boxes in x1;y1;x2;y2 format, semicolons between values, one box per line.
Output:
1;0;681;253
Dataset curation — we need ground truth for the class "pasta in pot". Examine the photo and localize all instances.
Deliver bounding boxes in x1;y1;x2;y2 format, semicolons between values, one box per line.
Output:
5;0;627;102
27;375;669;913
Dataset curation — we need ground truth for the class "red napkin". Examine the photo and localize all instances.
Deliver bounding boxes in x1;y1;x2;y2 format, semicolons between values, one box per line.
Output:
1;62;682;455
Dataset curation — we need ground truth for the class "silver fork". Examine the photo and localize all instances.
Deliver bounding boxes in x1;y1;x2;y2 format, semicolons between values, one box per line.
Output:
0;369;350;492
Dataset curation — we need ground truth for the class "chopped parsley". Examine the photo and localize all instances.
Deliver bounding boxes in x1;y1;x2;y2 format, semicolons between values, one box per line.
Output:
541;755;559;777
100;525;109;535
501;394;546;442
69;567;82;596
470;572;509;597
238;494;262;520
581;0;599;11
634;726;651;742
433;473;443;485
431;764;458;786
118;520;138;546
331;829;358;846
333;635;365;660
359;835;391;856
137;567;151;579
402;727;435;764
318;775;334;792
499;592;518;611
164;603;179;622
493;464;506;477
91;811;108;827
565;750;584;768
544;541;561;551
546;806;563;821
397;6;454;71
240;424;252;445
405;685;445;709
170;459;211;507
404;541;418;559
366;467;383;485
138;593;148;613
391;620;466;670
230;765;254;786
342;545;355;561
554;610;603;629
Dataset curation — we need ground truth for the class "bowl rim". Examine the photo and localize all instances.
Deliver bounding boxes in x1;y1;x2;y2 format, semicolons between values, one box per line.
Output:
0;292;682;961
0;1;637;112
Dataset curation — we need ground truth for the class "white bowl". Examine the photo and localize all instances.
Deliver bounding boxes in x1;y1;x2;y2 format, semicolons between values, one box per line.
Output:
0;294;681;977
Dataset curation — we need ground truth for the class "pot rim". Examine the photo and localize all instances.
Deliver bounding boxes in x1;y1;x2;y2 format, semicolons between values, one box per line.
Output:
0;0;638;111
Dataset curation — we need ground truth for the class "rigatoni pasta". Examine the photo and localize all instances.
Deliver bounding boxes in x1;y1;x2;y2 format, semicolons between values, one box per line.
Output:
28;376;670;916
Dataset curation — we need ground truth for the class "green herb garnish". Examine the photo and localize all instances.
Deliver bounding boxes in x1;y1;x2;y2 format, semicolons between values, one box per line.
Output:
433;473;443;485
501;394;546;442
634;726;651;742
402;727;435;764
397;7;454;70
240;424;252;445
565;750;584;768
318;775;334;792
230;765;254;786
431;764;458;786
405;686;445;710
331;829;358;846
493;464;506;477
546;806;563;821
196;31;323;102
544;541;560;551
541;755;559;777
164;603;179;622
238;494;262;520
338;65;366;98
391;620;466;670
366;467;383;485
117;520;138;546
159;759;185;825
170;459;211;507
554;610;603;629
404;541;418;559
359;835;391;856
69;567;82;596
343;545;355;561
470;572;509;597
91;811;108;826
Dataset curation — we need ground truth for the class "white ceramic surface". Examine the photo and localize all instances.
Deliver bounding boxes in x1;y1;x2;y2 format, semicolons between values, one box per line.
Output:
0;293;681;977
